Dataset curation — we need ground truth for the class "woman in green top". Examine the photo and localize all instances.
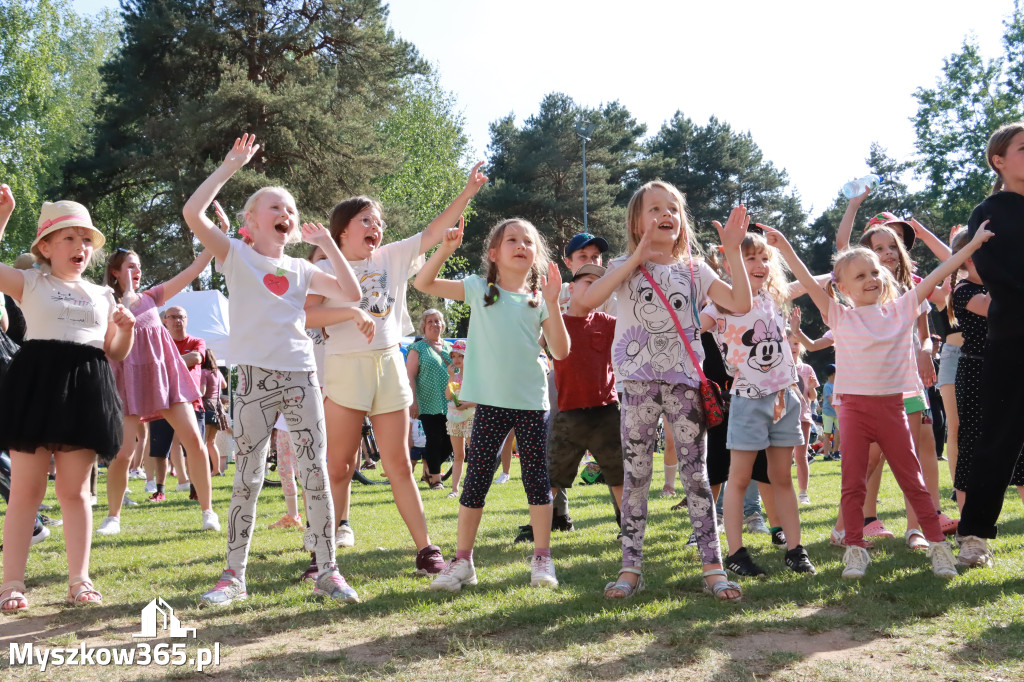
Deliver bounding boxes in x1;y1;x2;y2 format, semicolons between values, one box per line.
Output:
406;309;453;489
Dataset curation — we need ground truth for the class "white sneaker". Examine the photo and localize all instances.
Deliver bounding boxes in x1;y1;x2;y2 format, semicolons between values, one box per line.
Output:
496;472;511;484
144;480;157;494
743;513;770;534
128;469;146;480
176;482;192;492
31;523;50;545
336;524;355;548
798;491;811;505
96;516;121;536
428;559;477;592
201;510;221;531
89;495;98;506
530;555;558;588
957;535;994;568
928;541;958;579
842;545;870;579
123;493;138;507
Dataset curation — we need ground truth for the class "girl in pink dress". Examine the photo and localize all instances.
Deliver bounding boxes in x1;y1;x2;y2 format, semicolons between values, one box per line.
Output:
96;206;229;535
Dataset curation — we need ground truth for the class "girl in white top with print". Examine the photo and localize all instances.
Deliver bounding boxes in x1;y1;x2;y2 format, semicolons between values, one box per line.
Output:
183;135;364;605
0;188;135;613
303;163;487;578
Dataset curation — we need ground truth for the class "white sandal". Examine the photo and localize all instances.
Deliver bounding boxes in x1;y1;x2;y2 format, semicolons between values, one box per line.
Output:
67;576;102;606
702;569;742;602
604;567;644;599
1;581;28;613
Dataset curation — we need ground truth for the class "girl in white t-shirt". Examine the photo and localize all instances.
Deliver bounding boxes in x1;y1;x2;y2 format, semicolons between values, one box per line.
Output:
303;163;487;577
0;190;136;612
183;135;364;605
701;228;815;579
768;225;991;579
580;180;752;602
416;217;570;591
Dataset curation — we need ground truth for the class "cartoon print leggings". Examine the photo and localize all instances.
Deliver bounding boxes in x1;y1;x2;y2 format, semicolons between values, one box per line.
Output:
619;380;722;567
227;365;334;581
459;405;552;508
274;428;299;499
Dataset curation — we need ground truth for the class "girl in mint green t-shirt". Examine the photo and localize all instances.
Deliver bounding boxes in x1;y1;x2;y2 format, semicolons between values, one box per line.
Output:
414;216;570;591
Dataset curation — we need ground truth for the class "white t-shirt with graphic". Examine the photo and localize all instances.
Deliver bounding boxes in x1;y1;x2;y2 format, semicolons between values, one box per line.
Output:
606;256;716;386
702;290;797;398
318;233;424;355
220;238;319;372
19;269;115;349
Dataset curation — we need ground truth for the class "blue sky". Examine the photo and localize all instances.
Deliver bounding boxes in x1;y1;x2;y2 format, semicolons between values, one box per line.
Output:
72;0;1014;220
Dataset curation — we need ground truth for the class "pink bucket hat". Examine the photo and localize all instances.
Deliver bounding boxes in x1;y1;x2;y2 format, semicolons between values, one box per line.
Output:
32;201;106;257
451;340;467;355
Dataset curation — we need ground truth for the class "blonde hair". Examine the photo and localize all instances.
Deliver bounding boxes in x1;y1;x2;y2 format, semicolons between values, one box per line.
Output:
707;231;790;313
860;225;913;291
986;122;1024;194
828;247;899;305
481;218;548;308
34;226;105;269
239;186;301;244
626;181;702;263
787;327;806;361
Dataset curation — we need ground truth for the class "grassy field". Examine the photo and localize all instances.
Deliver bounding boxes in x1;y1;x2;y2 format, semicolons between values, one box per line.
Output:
2;453;1024;681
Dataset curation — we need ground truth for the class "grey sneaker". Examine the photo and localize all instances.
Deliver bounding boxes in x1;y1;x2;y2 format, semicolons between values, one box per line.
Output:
313;567;360;603
200;570;247;606
842;545;870;579
530;555;558;588
957;535;994;569
743;513;770;535
336;524;355;548
928;541;958;579
428;559;477;592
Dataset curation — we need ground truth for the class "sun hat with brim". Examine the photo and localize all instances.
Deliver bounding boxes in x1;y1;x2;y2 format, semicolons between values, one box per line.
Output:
451;340;467;355
865;212;914;251
572;263;606;281
32;201;106;256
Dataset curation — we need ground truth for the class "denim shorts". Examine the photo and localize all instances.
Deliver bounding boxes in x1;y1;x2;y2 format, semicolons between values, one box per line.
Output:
726;387;805;450
936;343;960;388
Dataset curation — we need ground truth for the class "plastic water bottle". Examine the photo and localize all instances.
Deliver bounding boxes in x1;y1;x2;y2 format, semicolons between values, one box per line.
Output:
841;174;884;199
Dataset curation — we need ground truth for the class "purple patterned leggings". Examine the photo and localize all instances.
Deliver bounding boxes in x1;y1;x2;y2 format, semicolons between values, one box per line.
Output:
619;380;722;567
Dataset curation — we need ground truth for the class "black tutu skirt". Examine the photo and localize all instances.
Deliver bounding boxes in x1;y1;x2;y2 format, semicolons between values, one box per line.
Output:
0;339;123;463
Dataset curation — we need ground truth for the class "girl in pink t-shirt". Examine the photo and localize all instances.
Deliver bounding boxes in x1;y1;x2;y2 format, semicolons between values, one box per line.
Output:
768;224;992;580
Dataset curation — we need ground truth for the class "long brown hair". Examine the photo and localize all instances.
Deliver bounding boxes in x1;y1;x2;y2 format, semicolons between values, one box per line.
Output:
986;122;1024;194
946;229;973;326
859;225;913;291
104;248;140;302
625;180;703;263
480;218;548;308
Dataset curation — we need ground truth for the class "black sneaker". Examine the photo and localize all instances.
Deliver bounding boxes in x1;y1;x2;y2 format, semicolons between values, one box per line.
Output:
770;527;787;547
684;532;697;547
551;514;575;532
725;547;767;578
513;524;534;544
39;514;63;527
785;545;817;574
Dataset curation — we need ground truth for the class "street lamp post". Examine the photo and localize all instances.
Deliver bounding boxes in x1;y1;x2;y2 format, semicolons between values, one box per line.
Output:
574;121;595;232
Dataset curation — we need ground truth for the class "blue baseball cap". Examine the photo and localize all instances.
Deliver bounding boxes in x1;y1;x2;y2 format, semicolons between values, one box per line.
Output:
564;232;609;258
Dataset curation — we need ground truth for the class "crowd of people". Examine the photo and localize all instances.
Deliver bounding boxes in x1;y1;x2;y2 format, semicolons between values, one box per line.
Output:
1;121;1023;613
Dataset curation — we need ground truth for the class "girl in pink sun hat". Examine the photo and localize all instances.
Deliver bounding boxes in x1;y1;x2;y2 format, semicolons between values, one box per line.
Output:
0;191;136;613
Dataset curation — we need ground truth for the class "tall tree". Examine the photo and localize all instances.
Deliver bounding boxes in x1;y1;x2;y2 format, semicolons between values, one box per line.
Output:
64;0;426;285
469;93;644;276
0;0;120;259
912;1;1024;223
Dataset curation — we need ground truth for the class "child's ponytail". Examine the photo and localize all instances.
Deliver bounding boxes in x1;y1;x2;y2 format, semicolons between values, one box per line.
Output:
946;229;972;326
483;260;500;307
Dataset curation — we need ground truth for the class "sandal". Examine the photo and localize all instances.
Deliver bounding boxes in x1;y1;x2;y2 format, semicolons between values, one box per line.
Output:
67;577;102;606
604;567;644;599
702;569;742;602
1;581;28;613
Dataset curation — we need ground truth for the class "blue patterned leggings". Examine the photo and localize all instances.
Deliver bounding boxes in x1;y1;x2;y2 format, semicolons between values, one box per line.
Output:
459;405;552;508
619;380;721;567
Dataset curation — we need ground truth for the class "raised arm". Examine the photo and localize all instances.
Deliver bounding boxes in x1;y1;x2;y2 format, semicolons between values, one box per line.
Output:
104;304;136;362
836;186;870;251
914;221;994;305
182;135;259;261
910;217;952;261
579;220;664;310
301;222;360;302
413;218;466;301
0;184;25;300
787;274;831;301
766;228;831;319
418;163;488;254
705;206;752;314
539;261;570;361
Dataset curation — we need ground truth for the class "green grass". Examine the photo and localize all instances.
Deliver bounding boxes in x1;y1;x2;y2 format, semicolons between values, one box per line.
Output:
3;454;1024;681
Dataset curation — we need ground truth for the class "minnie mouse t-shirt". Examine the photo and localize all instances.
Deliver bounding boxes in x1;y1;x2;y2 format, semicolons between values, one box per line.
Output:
701;290;797;398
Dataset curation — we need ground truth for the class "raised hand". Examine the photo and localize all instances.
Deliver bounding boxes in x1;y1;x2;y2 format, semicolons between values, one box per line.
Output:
224;134;260;170
715;205;750;251
763;225;792;253
788;305;802;329
970;220;994;248
300;222;331;247
632;219;664;265
112;304;136;330
540;260;562;303
212;200;231;234
121;267;140;309
440;215;465;253
464;161;489;196
0;184;14;220
949;224;965;242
